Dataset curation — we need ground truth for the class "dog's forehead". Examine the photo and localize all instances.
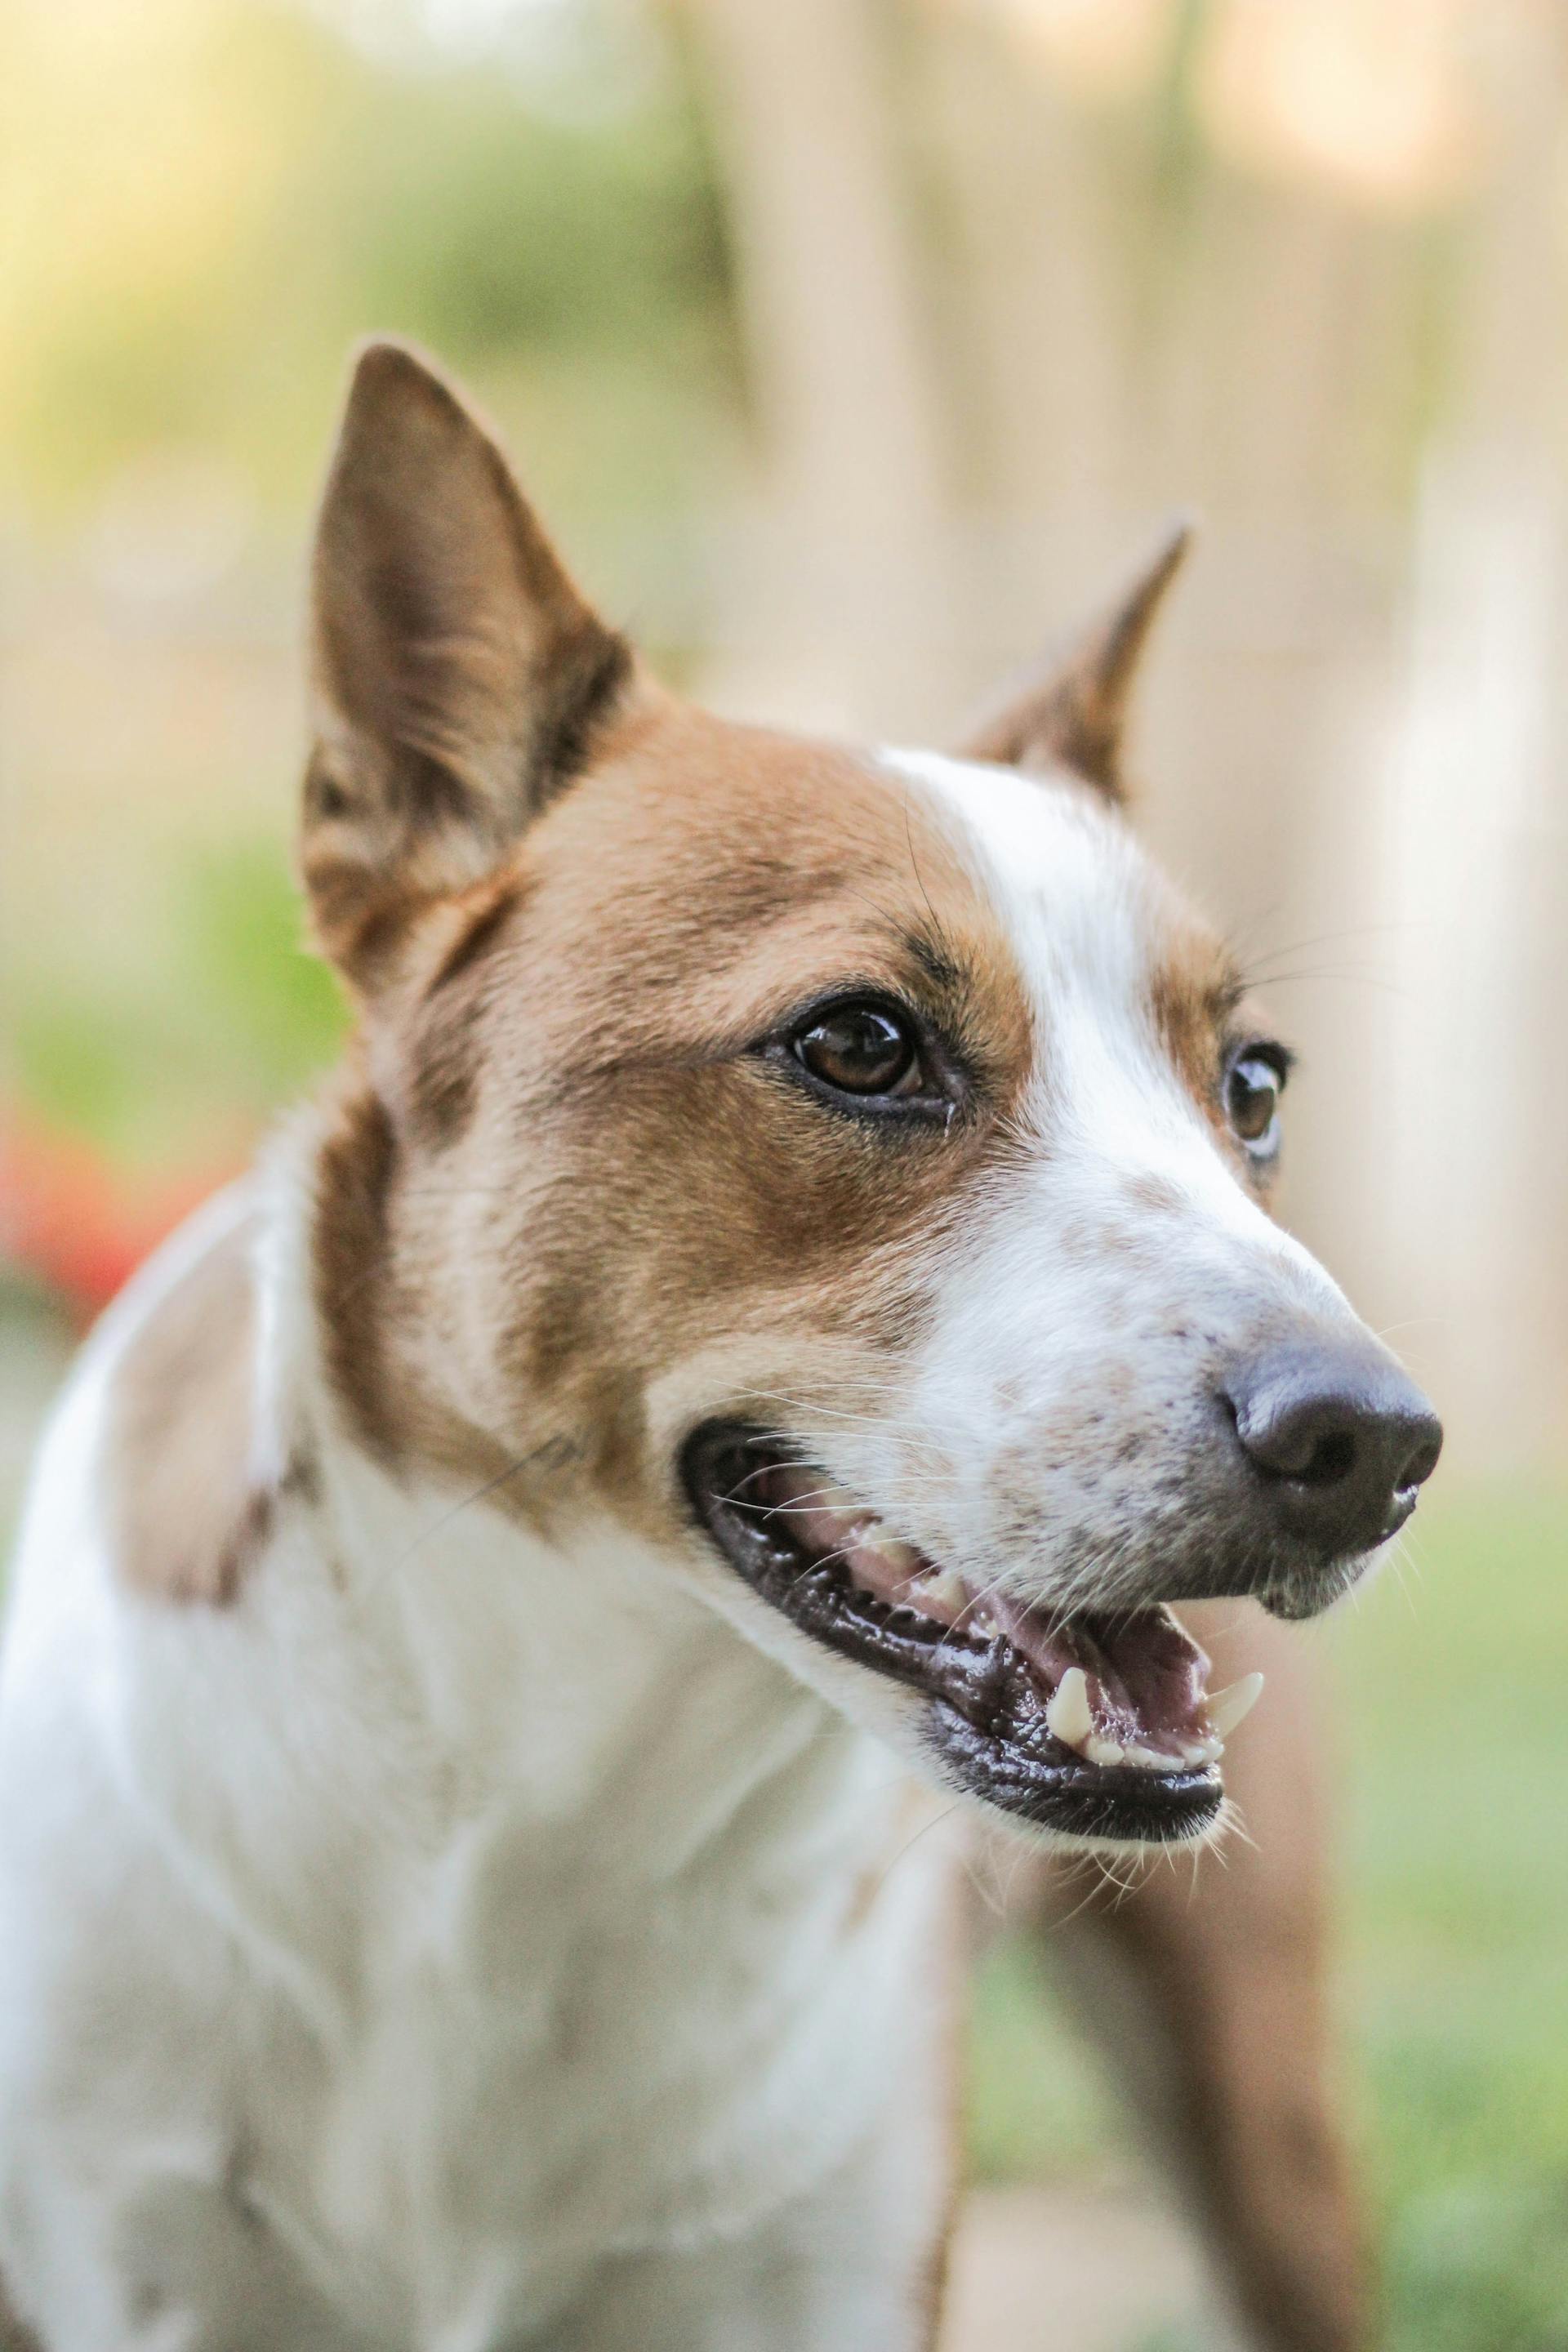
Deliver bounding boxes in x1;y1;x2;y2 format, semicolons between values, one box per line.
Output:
882;746;1196;1019
536;702;1018;982
514;706;1228;1099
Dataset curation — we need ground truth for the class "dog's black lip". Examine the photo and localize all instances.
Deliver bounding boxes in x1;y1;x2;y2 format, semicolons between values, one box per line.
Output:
681;1419;1223;1846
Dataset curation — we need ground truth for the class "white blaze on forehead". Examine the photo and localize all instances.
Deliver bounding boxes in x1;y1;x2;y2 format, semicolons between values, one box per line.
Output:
884;747;1152;1015
880;743;1174;1147
879;746;1337;1290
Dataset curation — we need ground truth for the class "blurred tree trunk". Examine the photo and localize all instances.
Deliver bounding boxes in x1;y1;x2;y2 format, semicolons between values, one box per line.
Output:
684;0;1568;1464
1375;0;1568;1460
688;0;960;733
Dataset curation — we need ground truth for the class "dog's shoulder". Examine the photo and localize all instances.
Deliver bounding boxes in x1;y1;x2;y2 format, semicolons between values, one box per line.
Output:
99;1192;282;1606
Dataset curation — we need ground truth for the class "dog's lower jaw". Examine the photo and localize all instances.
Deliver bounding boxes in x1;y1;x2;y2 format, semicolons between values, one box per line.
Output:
681;1423;1233;1848
1258;1556;1376;1620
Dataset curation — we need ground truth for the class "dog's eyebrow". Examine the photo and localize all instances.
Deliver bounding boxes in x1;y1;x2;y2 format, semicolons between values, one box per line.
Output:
1213;968;1250;1025
904;921;965;993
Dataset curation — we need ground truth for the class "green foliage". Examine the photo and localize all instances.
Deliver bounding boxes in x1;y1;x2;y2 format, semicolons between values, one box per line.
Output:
10;837;345;1166
328;60;730;364
1383;2182;1568;2352
2;0;739;523
966;1932;1125;2187
179;840;348;1098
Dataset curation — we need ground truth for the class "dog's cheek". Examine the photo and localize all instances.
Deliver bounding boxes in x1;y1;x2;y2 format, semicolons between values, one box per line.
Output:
497;1070;959;1374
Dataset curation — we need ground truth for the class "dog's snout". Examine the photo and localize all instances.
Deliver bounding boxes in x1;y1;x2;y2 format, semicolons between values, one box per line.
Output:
1223;1342;1443;1554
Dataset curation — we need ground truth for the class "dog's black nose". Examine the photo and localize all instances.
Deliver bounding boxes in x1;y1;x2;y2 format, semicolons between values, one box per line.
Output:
1224;1343;1442;1555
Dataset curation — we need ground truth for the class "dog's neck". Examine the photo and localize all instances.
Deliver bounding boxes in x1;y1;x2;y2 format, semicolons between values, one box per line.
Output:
247;1109;901;1911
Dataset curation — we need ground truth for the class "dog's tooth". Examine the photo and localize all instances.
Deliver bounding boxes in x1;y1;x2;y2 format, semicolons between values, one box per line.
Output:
1085;1732;1125;1767
1045;1666;1094;1751
1123;1744;1185;1775
868;1537;926;1579
916;1567;968;1615
1206;1672;1265;1740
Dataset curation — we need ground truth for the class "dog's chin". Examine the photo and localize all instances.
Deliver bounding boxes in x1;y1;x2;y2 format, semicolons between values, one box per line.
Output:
679;1422;1264;1849
1257;1557;1374;1620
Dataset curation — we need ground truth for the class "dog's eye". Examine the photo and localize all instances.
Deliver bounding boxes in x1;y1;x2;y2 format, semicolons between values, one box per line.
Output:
792;1004;921;1098
1226;1050;1287;1152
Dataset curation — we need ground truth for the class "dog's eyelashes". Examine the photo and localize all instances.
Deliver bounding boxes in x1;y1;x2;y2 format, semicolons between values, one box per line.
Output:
793;1004;921;1098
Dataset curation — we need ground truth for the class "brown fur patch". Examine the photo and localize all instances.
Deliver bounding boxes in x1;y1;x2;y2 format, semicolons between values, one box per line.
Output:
301;342;637;994
305;699;1038;1545
1147;920;1264;1168
311;1077;402;1466
470;708;1034;1517
426;882;523;998
406;880;533;1148
109;1214;270;1606
310;1067;530;1508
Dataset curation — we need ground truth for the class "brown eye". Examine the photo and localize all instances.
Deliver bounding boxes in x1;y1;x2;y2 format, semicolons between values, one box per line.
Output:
794;1004;920;1098
1226;1052;1285;1152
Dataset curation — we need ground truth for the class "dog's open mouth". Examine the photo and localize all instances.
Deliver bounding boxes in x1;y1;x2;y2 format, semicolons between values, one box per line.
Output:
684;1423;1263;1845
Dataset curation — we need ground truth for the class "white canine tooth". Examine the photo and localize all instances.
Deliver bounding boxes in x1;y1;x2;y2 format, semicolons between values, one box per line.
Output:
916;1567;968;1615
867;1536;925;1578
1085;1733;1125;1767
1124;1744;1182;1774
1206;1672;1266;1741
1045;1666;1094;1751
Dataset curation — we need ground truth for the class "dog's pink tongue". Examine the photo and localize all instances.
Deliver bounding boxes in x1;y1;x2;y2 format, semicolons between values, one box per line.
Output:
751;1463;1239;1766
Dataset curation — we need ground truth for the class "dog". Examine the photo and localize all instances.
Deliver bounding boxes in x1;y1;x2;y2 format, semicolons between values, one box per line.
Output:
0;341;1441;2351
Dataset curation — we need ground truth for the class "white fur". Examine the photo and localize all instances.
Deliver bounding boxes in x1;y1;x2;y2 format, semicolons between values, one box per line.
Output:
798;751;1371;1625
0;748;1383;2349
0;1135;951;2349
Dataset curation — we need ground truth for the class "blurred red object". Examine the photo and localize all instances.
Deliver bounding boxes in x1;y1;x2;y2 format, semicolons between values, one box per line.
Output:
0;1116;240;1328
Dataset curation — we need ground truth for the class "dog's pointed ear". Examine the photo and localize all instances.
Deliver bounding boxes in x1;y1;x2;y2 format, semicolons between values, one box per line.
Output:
303;339;635;983
959;517;1193;803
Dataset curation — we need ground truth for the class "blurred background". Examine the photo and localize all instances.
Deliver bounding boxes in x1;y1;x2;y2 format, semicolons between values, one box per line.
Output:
2;0;1566;2345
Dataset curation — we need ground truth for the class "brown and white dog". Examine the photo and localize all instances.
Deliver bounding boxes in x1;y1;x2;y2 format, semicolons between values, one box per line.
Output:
0;343;1440;2352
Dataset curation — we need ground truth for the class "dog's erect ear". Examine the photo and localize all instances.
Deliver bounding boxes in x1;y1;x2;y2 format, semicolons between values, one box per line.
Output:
303;339;633;982
959;518;1193;802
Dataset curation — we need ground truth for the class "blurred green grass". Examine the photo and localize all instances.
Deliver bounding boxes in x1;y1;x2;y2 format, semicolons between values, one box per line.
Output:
969;1486;1568;2350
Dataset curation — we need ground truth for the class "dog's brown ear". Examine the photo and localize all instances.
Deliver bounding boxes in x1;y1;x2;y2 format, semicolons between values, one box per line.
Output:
303;338;633;983
959;518;1193;803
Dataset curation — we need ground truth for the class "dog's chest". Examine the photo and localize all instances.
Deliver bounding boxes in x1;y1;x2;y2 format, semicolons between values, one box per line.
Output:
238;1578;941;2340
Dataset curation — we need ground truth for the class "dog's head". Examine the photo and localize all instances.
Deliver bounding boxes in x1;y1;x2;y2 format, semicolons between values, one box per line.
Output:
303;341;1440;1846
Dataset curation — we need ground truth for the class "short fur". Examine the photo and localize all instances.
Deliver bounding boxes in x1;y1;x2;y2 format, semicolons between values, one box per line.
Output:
0;343;1413;2350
